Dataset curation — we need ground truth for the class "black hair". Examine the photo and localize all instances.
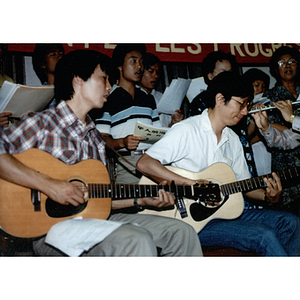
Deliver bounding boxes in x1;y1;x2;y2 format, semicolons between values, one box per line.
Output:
201;50;239;85
243;68;270;90
54;49;112;102
269;46;300;84
112;43;146;67
110;43;146;83
206;71;254;109
32;43;65;84
142;52;161;70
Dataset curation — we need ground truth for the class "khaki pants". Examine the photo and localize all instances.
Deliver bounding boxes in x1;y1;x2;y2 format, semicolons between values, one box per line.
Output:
33;213;202;257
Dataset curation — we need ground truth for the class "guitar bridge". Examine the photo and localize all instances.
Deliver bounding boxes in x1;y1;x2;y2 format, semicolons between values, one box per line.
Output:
31;189;41;211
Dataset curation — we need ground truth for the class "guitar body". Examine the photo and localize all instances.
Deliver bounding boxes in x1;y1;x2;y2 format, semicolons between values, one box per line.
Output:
0;149;111;238
139;163;244;233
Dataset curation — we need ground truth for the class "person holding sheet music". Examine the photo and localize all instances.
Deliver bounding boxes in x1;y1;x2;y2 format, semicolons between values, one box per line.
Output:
95;44;161;185
137;72;300;256
0;49;202;257
262;46;300;214
138;52;183;127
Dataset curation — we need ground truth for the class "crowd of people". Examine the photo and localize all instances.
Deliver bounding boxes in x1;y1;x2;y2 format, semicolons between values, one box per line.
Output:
0;43;300;257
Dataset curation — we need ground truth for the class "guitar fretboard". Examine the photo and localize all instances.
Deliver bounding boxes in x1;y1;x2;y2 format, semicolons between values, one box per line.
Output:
221;166;300;196
88;183;195;200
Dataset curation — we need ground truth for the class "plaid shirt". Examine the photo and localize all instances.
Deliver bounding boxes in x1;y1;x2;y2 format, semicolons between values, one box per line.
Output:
0;101;106;166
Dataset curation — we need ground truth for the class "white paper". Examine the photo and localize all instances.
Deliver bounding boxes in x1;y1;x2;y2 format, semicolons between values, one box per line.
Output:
45;218;123;257
133;121;168;144
186;77;207;103
156;78;191;115
252;93;271;105
0;81;54;117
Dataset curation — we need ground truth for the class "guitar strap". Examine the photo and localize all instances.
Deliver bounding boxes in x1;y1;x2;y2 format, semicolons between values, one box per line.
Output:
97;131;188;219
97;130;143;173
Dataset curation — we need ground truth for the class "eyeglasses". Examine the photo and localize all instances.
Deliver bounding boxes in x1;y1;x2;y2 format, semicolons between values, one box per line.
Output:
278;59;297;68
231;98;250;110
47;51;64;58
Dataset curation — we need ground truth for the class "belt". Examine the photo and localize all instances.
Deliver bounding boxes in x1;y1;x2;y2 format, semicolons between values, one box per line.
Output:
118;149;147;156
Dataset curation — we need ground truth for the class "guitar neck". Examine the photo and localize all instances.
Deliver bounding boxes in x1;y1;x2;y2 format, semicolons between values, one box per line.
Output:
221;166;300;196
88;183;195;200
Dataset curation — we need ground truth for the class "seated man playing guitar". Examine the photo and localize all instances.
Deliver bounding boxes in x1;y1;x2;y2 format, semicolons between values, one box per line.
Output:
137;71;300;256
0;50;202;256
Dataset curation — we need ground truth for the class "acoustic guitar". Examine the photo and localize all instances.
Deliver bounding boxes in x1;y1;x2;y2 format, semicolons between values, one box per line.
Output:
140;163;300;233
0;149;217;238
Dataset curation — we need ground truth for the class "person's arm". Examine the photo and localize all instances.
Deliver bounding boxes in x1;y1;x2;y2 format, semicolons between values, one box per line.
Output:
137;154;281;207
101;133;145;150
272;100;300;131
137;153;197;186
253;106;300;150
0;153;86;206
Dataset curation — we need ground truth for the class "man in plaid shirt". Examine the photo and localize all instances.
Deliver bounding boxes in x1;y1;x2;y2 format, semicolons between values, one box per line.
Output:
0;49;202;257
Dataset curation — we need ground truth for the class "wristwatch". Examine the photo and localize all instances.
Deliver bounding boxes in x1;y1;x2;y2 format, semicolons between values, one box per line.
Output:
134;198;144;211
289;114;295;123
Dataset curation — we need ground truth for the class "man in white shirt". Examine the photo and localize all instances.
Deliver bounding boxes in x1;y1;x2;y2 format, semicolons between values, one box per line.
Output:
137;72;300;256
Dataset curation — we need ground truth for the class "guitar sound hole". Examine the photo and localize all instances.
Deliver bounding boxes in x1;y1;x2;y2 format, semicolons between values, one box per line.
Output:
190;195;229;221
45;198;87;218
45;179;88;218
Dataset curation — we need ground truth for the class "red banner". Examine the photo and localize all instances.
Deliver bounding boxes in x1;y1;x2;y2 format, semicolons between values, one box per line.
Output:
7;43;300;64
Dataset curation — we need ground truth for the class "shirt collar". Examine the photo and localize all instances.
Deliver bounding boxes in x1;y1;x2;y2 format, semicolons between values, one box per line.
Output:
56;101;96;132
201;109;230;143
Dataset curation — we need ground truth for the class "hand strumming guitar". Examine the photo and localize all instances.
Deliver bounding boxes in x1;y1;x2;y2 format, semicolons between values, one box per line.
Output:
46;178;88;207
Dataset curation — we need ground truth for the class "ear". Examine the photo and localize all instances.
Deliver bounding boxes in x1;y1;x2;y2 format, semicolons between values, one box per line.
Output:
215;93;225;107
72;75;84;89
117;65;123;74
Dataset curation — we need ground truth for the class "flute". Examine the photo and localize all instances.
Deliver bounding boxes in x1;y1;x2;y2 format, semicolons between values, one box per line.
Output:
248;101;300;114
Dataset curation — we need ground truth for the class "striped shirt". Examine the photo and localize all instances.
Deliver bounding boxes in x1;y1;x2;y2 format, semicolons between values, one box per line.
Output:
0;101;106;165
95;86;161;150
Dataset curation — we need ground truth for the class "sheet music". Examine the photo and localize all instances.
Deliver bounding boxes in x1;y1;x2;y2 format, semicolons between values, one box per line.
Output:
0;81;54;117
134;121;168;144
45;218;124;257
156;78;191;115
186;77;207;102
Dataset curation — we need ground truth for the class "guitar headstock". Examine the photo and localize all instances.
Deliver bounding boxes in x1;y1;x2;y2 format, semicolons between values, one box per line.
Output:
193;183;221;204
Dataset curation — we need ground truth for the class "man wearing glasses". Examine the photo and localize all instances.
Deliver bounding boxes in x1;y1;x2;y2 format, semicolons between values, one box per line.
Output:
137;71;300;256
